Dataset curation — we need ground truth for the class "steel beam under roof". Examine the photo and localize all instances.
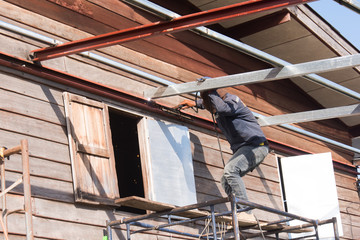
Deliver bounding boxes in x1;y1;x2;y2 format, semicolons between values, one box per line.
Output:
257;104;360;127
125;0;360;102
143;53;360;99
29;0;314;62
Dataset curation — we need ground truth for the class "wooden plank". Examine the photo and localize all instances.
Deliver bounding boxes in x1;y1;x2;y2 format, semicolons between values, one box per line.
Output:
77;143;109;158
0;1;90;41
6;213;110;240
262;126;352;165
115;196;210;219
0;110;68;145
0;71;64;105
5;154;72;182
114;196;230;225
6;172;74;203
193;161;223;181
116;196;174;212
0;234;26;240
342;222;360;239
335;171;358;191
115;196;312;232
0;88;66;126
6;212;199;240
0;129;70;164
190;129;232;153
195;176;226;198
341;211;360;228
3;0;115;36
336;186;360;203
339;199;360;216
192;143;231;167
243;174;281;196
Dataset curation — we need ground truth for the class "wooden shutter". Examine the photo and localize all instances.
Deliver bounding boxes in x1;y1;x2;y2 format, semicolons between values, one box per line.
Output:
64;93;119;205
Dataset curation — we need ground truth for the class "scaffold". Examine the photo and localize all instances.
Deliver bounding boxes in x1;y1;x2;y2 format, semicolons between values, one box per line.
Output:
104;194;339;240
0;139;34;240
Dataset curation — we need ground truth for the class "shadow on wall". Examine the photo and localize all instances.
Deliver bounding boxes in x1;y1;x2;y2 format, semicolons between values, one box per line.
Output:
190;132;230;212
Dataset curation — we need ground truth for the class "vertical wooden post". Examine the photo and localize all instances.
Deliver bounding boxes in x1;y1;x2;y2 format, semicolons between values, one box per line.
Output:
0;147;9;239
21;140;34;240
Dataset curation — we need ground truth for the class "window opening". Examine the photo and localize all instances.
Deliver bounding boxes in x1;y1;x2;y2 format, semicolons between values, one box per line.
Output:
109;109;145;214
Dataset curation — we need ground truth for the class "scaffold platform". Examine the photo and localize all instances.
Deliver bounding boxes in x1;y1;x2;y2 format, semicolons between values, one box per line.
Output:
105;195;340;239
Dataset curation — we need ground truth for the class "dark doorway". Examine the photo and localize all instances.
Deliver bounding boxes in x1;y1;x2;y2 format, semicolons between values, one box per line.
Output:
109;109;145;214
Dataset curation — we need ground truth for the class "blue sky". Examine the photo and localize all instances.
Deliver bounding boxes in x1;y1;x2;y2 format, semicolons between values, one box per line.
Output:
308;0;360;50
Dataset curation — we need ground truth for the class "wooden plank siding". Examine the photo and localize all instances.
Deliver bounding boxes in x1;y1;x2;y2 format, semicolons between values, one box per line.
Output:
0;0;358;239
0;79;205;239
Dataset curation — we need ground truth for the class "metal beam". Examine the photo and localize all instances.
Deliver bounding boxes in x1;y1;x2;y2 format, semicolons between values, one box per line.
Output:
125;0;360;102
257;104;360;127
29;0;314;61
144;53;360;99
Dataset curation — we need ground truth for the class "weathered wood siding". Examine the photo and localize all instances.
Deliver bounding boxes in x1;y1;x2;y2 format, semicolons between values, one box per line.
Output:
0;0;359;239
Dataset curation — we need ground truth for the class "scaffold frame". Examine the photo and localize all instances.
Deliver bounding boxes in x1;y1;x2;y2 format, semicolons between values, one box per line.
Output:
105;194;339;240
0;139;34;240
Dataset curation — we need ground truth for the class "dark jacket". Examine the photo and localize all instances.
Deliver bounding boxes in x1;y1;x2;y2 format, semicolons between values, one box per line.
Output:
197;91;267;153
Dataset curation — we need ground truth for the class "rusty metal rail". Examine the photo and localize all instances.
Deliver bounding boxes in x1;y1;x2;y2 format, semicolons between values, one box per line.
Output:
0;139;34;240
105;194;340;240
29;0;315;61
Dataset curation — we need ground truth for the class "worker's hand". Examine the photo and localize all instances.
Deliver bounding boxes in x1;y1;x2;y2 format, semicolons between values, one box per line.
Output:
175;100;196;110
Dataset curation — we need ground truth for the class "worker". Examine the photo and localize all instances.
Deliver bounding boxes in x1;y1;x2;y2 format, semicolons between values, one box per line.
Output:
176;89;269;223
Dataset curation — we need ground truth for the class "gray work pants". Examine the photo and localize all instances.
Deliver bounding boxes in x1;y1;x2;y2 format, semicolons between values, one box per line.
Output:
221;144;269;212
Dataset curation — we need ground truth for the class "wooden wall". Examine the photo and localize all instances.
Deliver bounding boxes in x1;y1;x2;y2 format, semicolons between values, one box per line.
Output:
0;0;359;239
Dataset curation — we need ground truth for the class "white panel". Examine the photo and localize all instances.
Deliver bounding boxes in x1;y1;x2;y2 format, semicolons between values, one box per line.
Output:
140;118;197;206
280;152;343;239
